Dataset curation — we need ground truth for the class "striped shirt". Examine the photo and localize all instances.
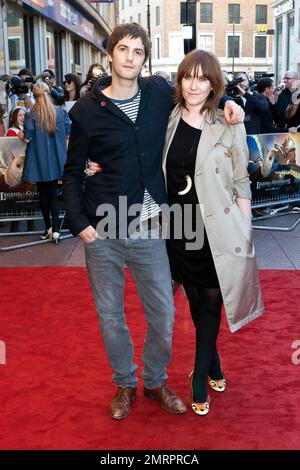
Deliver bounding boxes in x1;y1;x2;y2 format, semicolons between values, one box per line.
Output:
111;89;161;222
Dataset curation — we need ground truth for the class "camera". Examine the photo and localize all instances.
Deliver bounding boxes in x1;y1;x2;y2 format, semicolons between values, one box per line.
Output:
0;74;34;97
88;65;107;87
42;72;53;83
225;77;244;97
249;72;275;92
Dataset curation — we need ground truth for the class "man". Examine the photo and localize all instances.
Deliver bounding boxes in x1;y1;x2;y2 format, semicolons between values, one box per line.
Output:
232;72;268;134
35;69;65;106
9;68;35;112
63;23;243;420
275;70;300;128
257;77;297;134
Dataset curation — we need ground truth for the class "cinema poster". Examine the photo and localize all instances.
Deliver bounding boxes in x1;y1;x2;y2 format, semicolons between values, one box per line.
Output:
0;137;38;212
247;133;300;204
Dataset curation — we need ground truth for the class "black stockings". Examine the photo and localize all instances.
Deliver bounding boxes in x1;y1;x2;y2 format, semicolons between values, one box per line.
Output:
36;181;60;232
184;284;223;403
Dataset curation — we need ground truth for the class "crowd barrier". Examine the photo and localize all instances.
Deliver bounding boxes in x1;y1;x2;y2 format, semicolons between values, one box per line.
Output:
1;132;300;250
0;136;70;251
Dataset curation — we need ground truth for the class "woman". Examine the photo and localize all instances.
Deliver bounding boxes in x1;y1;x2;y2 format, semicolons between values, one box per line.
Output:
162;49;264;416
5;107;25;139
22;82;70;242
62;73;81;112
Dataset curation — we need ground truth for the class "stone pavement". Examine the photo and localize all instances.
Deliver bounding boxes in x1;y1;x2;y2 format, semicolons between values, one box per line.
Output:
0;212;300;269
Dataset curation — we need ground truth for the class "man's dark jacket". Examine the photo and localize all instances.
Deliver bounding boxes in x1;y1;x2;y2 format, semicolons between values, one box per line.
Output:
234;92;268;134
63;76;173;236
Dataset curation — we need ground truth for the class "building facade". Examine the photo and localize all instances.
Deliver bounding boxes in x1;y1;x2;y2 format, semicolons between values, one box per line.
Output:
0;0;116;82
272;0;298;83
118;0;274;77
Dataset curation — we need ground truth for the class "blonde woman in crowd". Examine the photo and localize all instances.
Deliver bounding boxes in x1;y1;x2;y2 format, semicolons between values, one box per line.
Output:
22;82;70;242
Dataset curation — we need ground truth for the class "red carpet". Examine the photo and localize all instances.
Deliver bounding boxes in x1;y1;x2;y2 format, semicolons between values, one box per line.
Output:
0;267;299;450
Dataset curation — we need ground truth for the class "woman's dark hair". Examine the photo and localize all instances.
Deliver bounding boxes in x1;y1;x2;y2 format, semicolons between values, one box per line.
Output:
108;22;150;64
9;108;24;130
63;73;82;101
18;68;33;77
174;49;224;115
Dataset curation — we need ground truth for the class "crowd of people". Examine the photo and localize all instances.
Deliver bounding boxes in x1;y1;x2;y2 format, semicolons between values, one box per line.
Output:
223;69;300;134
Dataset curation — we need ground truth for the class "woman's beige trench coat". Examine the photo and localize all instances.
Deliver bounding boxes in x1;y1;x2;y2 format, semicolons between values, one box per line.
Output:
162;105;264;332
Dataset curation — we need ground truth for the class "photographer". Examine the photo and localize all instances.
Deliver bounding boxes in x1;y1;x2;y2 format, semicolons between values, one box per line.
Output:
8;68;35;112
227;72;268;134
35;69;65;106
80;63;107;96
257;77;297;134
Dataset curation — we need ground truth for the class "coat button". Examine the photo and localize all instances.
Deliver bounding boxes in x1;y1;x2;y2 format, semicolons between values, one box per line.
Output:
100;101;106;107
235;247;241;253
215;167;219;174
224;207;230;214
135;126;140;131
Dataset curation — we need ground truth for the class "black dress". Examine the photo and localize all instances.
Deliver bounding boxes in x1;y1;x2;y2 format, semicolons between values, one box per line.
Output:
166;118;219;289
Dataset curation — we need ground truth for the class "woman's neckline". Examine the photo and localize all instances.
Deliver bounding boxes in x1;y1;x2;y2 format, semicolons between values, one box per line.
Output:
180;117;203;130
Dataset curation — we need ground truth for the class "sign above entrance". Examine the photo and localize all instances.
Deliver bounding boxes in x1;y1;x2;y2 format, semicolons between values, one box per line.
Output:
22;0;95;44
274;0;294;17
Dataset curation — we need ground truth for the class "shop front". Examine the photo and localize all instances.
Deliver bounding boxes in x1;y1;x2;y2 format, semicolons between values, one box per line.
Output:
2;0;110;84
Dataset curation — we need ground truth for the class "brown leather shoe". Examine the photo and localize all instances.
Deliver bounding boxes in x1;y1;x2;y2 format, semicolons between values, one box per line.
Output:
144;383;187;414
109;386;137;420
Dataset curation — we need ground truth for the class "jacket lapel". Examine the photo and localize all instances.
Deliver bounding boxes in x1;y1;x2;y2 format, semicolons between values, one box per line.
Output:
195;110;227;169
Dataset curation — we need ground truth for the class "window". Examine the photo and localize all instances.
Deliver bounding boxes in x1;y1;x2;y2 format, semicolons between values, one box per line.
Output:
129;0;132;6
155;6;160;26
121;0;125;9
73;39;81;65
156;37;160;59
228;4;240;23
256;5;267;24
200;3;212;23
129;16;133;22
138;13;141;24
276;18;283;82
228;35;240;57
255;36;266;58
199;34;213;52
8;38;21;61
287;14;295;69
7;10;20;27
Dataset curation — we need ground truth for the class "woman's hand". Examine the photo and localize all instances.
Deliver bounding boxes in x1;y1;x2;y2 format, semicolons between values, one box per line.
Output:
236;197;252;218
85;160;102;176
224;100;245;124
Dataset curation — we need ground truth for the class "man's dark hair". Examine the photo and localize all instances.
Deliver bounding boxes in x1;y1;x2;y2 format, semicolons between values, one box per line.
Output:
107;23;150;63
18;68;33;77
43;68;55;78
257;77;273;94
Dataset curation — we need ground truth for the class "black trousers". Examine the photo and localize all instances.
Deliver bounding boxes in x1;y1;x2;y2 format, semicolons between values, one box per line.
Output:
36;180;60;232
183;283;223;403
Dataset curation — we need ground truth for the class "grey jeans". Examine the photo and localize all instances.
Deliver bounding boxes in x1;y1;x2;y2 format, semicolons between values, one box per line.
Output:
85;228;175;389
